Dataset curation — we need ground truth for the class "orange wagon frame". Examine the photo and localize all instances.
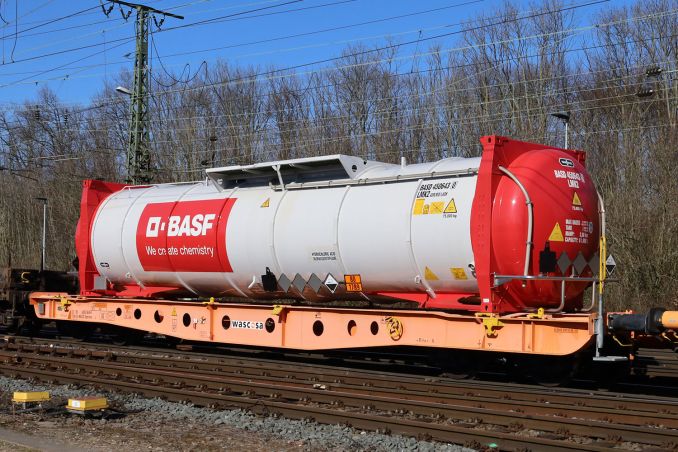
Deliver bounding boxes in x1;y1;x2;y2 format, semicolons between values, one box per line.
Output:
31;293;595;356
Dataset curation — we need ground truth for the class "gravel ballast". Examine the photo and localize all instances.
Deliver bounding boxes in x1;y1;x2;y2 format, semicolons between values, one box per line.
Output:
0;376;475;451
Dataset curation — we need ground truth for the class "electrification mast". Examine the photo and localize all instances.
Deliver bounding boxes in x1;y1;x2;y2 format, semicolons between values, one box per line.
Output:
106;1;183;184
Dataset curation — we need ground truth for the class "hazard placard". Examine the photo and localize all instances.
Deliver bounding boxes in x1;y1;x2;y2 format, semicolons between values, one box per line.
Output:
261;198;270;208
429;202;444;214
444;199;457;213
424;266;439;281
606;254;617;276
572;192;581;206
412;198;425;215
450;267;467;280
549;222;564;242
344;274;363;292
324;274;339;293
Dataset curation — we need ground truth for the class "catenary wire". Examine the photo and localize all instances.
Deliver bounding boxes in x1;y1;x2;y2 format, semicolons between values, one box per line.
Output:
0;0;617;106
0;23;670;134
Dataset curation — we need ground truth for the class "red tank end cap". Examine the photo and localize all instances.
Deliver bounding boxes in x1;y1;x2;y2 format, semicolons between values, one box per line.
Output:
491;149;600;311
77;180;126;295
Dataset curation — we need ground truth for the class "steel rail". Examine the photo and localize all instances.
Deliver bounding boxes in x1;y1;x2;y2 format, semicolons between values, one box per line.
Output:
56;353;678;421
0;362;650;451
5;351;678;442
3;336;678;414
0;362;614;452
1;348;678;449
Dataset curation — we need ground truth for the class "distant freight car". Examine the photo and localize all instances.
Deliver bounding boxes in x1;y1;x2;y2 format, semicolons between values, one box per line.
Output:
0;267;77;331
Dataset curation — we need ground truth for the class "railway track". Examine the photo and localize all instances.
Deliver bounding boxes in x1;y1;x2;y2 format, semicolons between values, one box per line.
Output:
30;326;678;385
633;348;678;379
0;336;677;451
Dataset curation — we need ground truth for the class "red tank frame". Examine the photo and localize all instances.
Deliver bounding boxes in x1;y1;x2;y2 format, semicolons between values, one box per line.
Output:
76;179;125;296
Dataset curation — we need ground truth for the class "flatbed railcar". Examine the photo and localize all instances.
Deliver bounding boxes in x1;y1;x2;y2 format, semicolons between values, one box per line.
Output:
4;136;677;381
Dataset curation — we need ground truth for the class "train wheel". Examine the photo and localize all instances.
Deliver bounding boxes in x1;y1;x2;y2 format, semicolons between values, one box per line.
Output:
516;354;580;387
4;317;20;336
106;326;145;346
56;321;94;341
434;350;478;379
597;360;631;389
163;335;183;347
19;318;43;336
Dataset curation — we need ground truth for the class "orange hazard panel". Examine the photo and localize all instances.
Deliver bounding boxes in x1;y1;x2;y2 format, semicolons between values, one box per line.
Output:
344;274;363;292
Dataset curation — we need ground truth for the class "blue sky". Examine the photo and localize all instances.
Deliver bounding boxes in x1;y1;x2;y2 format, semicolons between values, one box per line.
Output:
0;0;633;107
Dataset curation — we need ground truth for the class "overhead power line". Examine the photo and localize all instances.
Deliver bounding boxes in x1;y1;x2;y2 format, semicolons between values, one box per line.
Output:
0;0;624;110
0;23;672;150
0;0;485;85
143;91;676;153
0;4;100;43
75;0;638;110
16;68;667;140
0;0;673;139
0;9;668;128
10;88;673;164
0;0;289;42
0;0;339;67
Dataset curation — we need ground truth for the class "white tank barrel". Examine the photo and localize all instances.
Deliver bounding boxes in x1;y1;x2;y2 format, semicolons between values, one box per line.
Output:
90;154;480;300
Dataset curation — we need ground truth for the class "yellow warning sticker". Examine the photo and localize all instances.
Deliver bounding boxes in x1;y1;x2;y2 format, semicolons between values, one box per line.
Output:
572;192;581;206
444;199;457;213
171;307;177;316
261;198;270;208
549;222;564;242
422;204;430;215
429;201;444;214
413;198;425;215
424;266;439;281
450;267;468;280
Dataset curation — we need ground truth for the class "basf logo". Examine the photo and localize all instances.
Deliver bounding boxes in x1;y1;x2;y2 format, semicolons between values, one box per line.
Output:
136;199;236;272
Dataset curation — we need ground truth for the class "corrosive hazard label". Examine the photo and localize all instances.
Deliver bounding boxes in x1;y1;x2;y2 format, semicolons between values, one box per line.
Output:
344;274;363;292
